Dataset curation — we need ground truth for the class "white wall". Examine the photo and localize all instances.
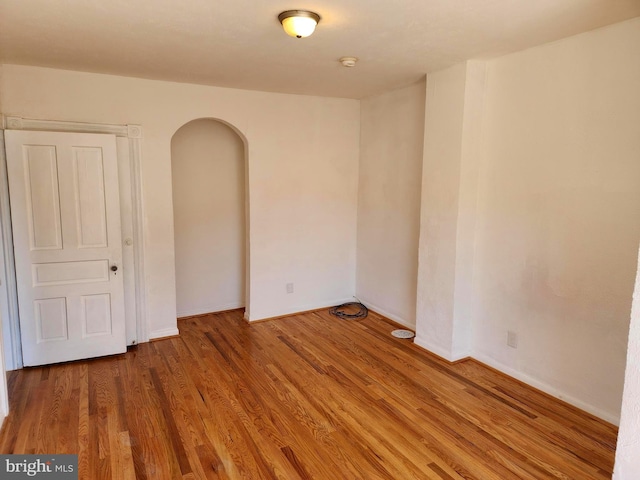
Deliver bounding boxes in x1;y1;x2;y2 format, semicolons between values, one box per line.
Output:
415;64;466;358
0;130;14;371
615;245;640;479
0;65;360;335
0;77;8;413
0;70;9;371
413;18;640;423
414;61;485;361
0;310;7;426
472;17;640;422
356;80;425;328
171;119;245;317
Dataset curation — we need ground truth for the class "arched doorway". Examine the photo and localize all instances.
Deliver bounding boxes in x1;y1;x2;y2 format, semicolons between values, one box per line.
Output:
171;119;247;318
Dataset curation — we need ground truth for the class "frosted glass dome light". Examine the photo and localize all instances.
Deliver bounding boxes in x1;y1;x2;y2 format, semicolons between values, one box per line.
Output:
278;10;321;38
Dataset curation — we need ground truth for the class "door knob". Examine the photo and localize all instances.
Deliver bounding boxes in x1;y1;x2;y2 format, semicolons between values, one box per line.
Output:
111;265;118;272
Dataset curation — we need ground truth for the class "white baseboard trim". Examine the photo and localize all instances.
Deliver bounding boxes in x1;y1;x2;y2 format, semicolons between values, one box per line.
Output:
356;296;415;330
249;297;355;322
472;352;620;426
413;335;470;363
411;338;618;424
148;328;180;340
177;302;244;318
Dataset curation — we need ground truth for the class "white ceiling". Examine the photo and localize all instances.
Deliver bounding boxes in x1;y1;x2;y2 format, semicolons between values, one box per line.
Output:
0;0;638;99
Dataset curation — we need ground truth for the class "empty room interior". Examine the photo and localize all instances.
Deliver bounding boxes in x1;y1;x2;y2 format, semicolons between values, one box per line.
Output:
0;0;639;478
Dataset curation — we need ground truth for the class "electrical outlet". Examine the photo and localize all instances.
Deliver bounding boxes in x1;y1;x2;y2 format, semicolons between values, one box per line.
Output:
286;283;294;294
507;330;518;349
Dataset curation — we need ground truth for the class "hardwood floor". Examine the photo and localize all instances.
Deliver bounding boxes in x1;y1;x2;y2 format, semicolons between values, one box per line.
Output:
0;308;618;479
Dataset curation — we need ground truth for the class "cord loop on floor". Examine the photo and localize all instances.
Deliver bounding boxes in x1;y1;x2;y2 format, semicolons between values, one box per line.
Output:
329;302;368;320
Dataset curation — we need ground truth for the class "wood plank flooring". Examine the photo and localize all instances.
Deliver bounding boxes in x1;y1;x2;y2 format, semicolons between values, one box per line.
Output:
0;308;618;479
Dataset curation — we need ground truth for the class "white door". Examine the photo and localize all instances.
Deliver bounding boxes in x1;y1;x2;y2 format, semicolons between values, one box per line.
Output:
5;130;126;366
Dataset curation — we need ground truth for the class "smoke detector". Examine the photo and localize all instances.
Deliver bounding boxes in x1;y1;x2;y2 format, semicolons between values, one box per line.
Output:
339;57;358;67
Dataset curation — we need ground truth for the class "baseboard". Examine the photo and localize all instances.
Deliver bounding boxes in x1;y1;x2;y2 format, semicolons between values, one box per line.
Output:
245;306;331;324
177;302;244;318
178;308;244;321
472;352;620;426
410;337;619;425
148;327;180;341
356;296;415;330
249;297;355;322
413;335;470;363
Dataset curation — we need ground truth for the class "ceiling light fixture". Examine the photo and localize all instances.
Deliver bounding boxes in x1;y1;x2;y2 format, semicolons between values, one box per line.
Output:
278;10;321;38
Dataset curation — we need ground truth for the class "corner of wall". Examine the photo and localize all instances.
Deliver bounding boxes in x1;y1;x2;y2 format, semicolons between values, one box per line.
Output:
415;60;487;360
358;296;415;330
356;81;425;327
614;245;640;477
414;335;469;363
148;327;180;341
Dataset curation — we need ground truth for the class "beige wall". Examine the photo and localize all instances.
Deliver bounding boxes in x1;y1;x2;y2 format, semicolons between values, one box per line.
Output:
356;80;425;327
171;119;245;317
0;65;360;337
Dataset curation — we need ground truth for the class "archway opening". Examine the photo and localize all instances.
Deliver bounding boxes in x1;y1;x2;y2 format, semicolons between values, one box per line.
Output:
171;118;247;318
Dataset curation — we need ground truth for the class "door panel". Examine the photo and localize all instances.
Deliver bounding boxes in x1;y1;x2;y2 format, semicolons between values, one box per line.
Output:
5;130;126;366
23;145;63;250
32;260;110;287
72;147;109;248
81;294;112;337
35;297;68;342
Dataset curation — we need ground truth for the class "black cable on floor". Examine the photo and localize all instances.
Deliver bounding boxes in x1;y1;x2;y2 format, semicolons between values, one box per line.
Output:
329;302;368;320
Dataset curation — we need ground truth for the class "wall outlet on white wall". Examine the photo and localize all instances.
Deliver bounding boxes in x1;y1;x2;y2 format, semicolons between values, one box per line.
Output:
507;330;518;348
286;283;294;294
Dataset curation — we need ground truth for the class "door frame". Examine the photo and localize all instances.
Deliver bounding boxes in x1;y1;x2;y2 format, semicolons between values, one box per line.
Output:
0;115;148;369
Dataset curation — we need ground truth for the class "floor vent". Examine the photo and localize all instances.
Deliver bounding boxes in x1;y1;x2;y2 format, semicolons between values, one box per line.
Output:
391;329;415;339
